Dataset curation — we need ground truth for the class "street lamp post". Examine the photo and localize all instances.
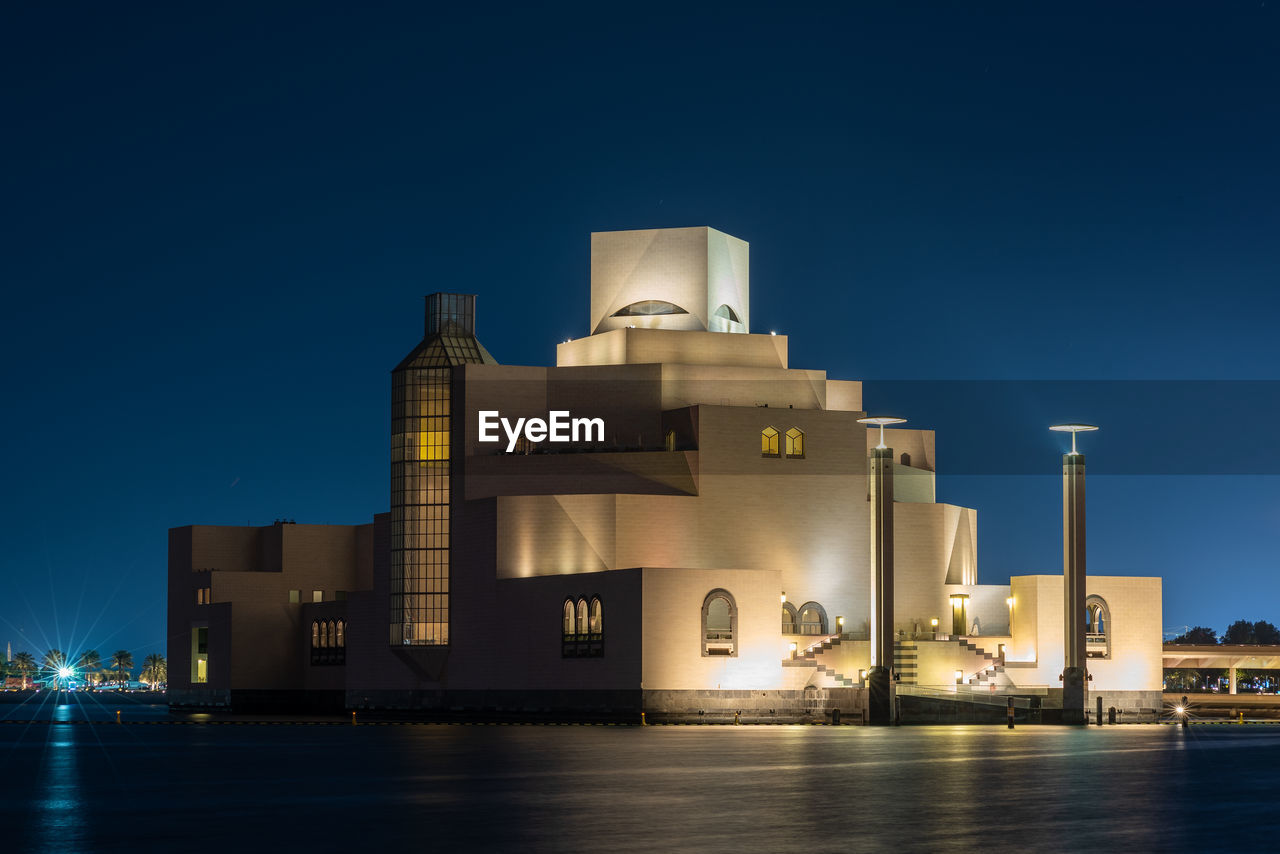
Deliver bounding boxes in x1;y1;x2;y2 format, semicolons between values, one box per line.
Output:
858;415;906;725
1050;422;1098;725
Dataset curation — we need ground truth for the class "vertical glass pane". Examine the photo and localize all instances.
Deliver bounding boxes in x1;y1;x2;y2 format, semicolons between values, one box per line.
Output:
391;366;451;645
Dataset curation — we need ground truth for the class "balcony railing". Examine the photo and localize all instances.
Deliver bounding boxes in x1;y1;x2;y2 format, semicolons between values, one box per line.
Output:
310;648;346;666
562;632;604;658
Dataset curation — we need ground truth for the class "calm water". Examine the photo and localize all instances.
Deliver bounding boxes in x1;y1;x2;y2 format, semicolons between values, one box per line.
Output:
3;694;1279;852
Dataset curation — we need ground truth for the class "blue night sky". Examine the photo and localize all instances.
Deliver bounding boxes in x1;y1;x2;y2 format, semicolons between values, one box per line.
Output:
2;3;1278;662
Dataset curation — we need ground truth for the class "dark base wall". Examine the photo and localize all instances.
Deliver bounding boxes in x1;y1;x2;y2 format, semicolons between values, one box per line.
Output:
642;688;864;724
345;687;864;724
169;688;344;713
898;689;1163;724
166;685;1161;723
347;689;643;720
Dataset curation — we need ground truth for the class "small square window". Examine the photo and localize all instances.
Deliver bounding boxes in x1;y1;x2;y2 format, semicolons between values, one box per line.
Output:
289;590;301;604
335;591;347;601
312;590;324;603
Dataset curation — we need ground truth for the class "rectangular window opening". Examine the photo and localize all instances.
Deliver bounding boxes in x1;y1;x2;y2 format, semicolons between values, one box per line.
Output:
191;626;209;684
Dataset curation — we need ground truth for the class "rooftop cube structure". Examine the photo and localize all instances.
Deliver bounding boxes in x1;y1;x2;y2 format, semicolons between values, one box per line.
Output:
590;226;749;335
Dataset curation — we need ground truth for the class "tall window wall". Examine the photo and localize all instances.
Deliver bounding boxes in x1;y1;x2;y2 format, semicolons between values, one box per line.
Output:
390;365;452;646
390;293;493;649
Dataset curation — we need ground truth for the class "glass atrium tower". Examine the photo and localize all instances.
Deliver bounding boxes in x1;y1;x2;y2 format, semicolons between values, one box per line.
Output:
389;293;496;645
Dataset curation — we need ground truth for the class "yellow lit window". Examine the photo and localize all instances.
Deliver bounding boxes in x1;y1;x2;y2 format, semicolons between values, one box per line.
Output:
761;427;779;457
785;427;804;458
419;430;450;461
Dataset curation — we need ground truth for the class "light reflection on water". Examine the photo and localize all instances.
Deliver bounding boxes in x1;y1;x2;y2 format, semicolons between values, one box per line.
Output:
2;722;1279;852
35;704;84;849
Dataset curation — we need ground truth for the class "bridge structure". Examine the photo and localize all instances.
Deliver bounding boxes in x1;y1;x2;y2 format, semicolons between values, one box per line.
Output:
1163;643;1280;694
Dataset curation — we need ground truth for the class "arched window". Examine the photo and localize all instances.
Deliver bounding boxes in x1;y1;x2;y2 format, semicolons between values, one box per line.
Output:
311;618;346;665
1085;595;1112;659
562;595;605;658
785;427;804;459
589;598;603;636
665;429;676;451
562;599;576;638
900;452;911;466
702;589;738;656
611;300;689;317
798;601;828;636
713;304;741;323
781;602;798;634
761;427;780;458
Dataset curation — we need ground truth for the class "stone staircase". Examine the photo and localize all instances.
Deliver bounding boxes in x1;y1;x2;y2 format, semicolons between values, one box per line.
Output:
968;662;1008;686
953;638;1010;687
780;635;1011;690
896;637;1011;687
894;640;918;684
782;634;859;688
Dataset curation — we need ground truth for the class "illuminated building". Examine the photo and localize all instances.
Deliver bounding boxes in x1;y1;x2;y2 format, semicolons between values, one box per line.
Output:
169;226;1163;721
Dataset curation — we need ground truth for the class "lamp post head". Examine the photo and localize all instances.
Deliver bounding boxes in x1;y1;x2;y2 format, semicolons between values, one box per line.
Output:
858;416;907;450
1050;423;1099;455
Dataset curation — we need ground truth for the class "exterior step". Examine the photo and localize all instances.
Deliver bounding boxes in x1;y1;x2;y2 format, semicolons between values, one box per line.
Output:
894;640;919;684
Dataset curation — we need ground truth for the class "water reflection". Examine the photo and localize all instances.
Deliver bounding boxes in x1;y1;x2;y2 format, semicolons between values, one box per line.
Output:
3;722;1280;852
36;703;85;849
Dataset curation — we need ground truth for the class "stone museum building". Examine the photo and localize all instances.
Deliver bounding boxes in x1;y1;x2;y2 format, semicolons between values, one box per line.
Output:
168;226;1163;721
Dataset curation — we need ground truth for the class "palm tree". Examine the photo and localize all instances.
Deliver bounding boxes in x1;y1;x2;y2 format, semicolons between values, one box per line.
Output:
110;650;134;687
13;651;36;688
141;653;167;689
43;649;65;675
78;649;101;673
